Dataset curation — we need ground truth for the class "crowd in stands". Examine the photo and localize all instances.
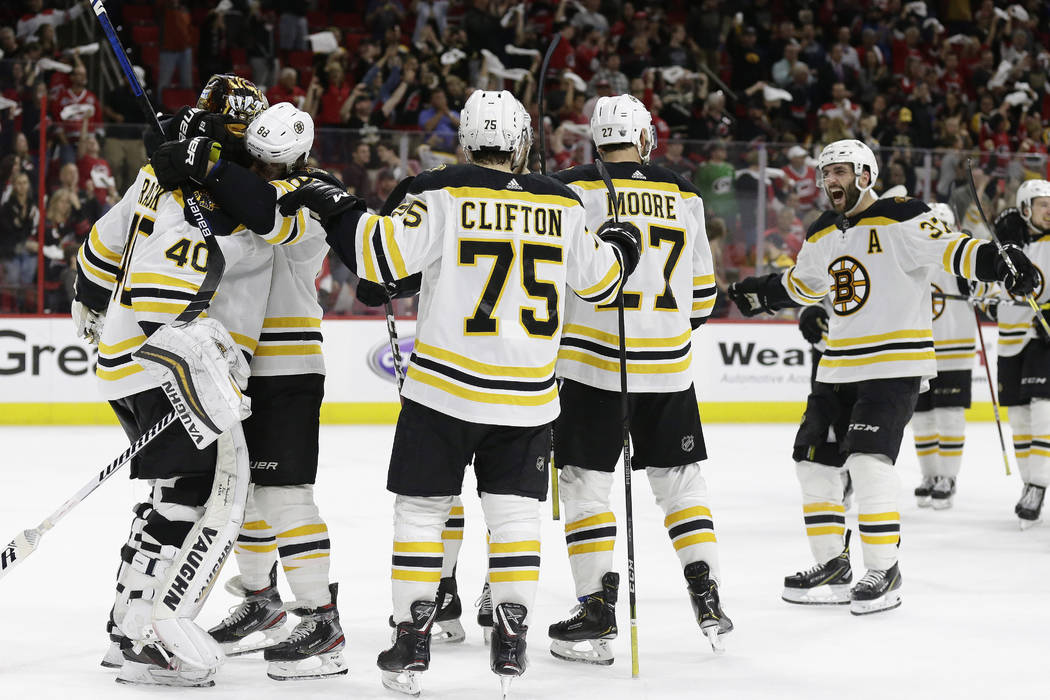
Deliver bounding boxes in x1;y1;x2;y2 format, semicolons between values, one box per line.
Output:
0;0;1048;317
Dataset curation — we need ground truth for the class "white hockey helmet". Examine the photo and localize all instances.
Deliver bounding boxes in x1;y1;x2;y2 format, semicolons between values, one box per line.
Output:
927;201;956;228
245;102;314;166
817;139;879;197
590;94;655;163
1016;179;1050;222
458;90;531;167
512;103;534;172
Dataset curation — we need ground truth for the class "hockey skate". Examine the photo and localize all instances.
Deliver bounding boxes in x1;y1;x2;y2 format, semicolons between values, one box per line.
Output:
476;582;494;643
1015;483;1046;529
914;475;935;508
930;476;956;510
101;610;126;668
115;641;215;687
849;562;902;615
387;576;464;644
379;599;438;697
491;602;529;699
264;583;347;681
783;530;852;605
684;561;733;654
208;563;288;656
548;572;618;665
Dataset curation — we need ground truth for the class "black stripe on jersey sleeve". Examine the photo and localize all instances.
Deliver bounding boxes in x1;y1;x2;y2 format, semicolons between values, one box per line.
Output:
82;243;121;277
409;353;555;392
559;336;692;362
97;352;134;368
128;287;198;302
951;241;966;276
75;270;112;312
258;331;324;342
371;218;396;284
693;287;716;299
821;340;934;358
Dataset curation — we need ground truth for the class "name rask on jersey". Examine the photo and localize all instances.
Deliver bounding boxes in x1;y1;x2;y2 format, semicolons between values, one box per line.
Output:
459;200;563;237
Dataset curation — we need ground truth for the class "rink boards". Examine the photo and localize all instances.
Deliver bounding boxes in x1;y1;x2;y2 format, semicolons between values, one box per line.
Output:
0;317;1001;424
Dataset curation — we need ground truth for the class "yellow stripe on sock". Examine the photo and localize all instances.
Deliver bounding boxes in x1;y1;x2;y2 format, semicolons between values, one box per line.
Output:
859;534;900;545
277;523;328;538
449;506;465;516
393;541;443;553
858;512;900;522
567;541;615;556
672;533;717;550
916;448;938;456
806;526;845;536
939;449;964;456
663;505;713;528
441;530;465;540
564;512;615;533
242;520;272;530
489;571;540;583
237;543;277;553
289;552;329;561
392;569;442;582
803;501;845;513
489;540;541;554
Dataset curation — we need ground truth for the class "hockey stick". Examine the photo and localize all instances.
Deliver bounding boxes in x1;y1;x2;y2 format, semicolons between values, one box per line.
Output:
378;176;417;391
965;159;1050;337
91;0;224;326
594;158;640;679
974;308;1011;476
0;412;178;582
538;34;562;519
931;290;1026;307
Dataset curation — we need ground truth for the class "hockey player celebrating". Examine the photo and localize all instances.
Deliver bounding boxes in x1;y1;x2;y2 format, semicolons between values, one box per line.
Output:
727;140;1036;615
992;180;1050;527
280;89;641;696
910;202;976;510
546;94;729;662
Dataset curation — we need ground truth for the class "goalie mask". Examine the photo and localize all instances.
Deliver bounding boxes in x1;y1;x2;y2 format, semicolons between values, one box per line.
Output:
458;90;531;168
590;94;655;164
197;74;269;138
245;103;314;169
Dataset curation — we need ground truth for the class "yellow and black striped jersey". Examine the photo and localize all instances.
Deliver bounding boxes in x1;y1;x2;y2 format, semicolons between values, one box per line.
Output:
552;162;715;393
334;164;625;426
784;196;992;385
997;231;1050;358
928;270;976;372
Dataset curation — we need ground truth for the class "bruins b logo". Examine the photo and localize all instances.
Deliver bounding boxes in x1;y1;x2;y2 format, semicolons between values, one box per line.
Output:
930;282;945;320
828;256;869;315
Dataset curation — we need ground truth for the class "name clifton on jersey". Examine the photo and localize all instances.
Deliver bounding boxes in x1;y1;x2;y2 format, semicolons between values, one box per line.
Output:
460;201;563;237
605;191;679;221
161;526;219;611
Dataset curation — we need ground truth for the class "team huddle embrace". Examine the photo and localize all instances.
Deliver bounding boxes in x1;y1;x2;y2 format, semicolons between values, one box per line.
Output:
64;71;1043;696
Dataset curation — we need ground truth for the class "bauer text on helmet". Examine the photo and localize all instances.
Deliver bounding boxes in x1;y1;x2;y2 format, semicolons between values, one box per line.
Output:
590;94;655;163
818;139;879;215
1016;179;1050;229
458;90;531;168
246;103;314;167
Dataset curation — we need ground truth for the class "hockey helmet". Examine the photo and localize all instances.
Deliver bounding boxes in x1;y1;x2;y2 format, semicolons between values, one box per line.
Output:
459;90;531;168
927;202;957;228
246;103;314;167
817;139;880;200
1016;179;1050;224
197;74;269;136
590;94;655;163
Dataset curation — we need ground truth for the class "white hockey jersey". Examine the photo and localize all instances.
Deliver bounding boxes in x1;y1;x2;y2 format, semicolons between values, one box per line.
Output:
552;162;716;393
337;164;625;427
783;196;992;385
927;270;976;373
997;231;1050;357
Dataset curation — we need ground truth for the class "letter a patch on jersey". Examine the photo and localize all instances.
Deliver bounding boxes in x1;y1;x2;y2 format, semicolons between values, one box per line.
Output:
867;229;883;254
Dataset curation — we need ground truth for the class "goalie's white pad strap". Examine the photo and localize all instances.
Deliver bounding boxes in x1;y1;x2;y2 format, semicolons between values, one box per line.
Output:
152;425;251;670
133;319;251;449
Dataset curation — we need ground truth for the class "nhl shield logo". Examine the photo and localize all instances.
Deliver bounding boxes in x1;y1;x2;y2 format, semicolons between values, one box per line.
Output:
681;434;695;452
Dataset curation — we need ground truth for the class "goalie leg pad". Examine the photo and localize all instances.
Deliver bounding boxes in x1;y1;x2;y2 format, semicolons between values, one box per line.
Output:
558;465;616;598
133;318;251;450
480;492;540;627
647;463;721;584
153;426;251;671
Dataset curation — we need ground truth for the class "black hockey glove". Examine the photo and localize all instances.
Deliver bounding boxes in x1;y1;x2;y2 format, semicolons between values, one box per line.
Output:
170;106;242;143
995;244;1037;297
151;137;218;191
596;220;642;277
277;179;366;222
290;166;345;190
993;207;1029;247
355;273;423;308
798;305;828;344
728;273;795;317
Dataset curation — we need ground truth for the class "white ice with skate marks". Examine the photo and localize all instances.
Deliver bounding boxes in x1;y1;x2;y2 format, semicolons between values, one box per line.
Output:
0;423;1048;700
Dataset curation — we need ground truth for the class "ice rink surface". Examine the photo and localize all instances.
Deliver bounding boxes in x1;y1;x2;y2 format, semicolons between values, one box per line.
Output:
1;422;1048;700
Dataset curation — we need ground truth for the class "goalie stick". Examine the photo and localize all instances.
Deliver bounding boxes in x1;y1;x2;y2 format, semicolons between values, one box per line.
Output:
594;158;641;679
0;412;178;582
